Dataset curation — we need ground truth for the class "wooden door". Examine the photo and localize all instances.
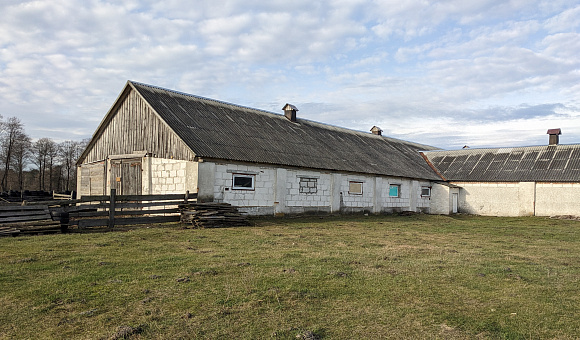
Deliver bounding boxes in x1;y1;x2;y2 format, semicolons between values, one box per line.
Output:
79;161;106;196
452;193;458;213
110;159;142;195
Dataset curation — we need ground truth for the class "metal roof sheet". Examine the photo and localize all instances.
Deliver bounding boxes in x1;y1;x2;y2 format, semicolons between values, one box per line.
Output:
130;81;441;180
424;145;580;182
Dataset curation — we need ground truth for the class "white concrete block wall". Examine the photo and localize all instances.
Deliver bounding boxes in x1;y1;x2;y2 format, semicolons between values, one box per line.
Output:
416;181;433;210
455;182;522;216
150;158;189;194
214;163;276;207
200;161;434;216
430;183;451;214
535;183;580;216
340;176;374;209
285;170;332;208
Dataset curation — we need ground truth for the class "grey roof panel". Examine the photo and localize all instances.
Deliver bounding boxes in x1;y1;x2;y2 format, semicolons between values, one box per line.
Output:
130;81;441;180
424;145;580;182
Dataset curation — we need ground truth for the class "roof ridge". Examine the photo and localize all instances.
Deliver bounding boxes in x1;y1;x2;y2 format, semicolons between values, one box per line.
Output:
129;80;280;116
425;143;580;154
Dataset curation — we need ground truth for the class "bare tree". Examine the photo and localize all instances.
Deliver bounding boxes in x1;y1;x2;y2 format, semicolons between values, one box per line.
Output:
32;138;56;191
12;133;31;192
58;140;86;191
0;117;26;191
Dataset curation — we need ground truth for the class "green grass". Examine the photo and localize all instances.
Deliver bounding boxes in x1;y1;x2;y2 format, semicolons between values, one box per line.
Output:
1;214;580;339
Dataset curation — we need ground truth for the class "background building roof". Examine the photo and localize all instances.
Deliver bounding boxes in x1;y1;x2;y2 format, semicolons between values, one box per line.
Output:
423;145;580;182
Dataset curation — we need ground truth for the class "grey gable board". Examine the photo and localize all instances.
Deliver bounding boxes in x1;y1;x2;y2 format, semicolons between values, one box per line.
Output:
130;81;441;180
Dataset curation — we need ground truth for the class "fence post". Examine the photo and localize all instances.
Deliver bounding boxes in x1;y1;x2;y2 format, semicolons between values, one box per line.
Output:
184;190;189;204
108;188;116;228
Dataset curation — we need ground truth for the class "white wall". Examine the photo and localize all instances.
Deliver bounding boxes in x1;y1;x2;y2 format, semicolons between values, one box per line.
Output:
536;183;580;216
148;158;197;195
430;183;451;214
451;181;580;217
455;182;525;216
204;161;434;216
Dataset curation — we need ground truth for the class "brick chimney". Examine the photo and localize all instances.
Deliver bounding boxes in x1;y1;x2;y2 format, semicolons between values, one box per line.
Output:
282;104;298;122
370;126;383;136
547;128;561;145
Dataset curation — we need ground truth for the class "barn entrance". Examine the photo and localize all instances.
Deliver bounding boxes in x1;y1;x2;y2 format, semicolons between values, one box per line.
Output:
110;158;142;195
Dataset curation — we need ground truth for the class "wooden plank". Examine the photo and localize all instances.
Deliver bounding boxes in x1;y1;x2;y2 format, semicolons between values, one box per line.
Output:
114;208;180;216
78;219;109;228
0;205;49;211
0;208;49;216
70;211;109;218
0;220;60;228
72;208;179;218
0;229;20;236
115;201;183;209
60;205;99;213
24;199;81;206
74;193;197;203
115;193;198;201
0;211;49;219
87;201;183;209
18;224;62;231
114;215;180;225
80;195;110;202
0;214;53;223
77;215;180;228
108;189;116;228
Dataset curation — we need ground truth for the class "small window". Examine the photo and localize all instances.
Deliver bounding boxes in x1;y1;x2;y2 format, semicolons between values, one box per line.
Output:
232;174;255;190
389;184;400;198
349;181;363;195
421;186;431;197
299;177;318;194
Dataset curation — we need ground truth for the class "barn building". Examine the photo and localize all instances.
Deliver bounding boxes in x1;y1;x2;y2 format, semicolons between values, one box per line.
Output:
422;131;580;216
76;81;442;215
77;81;580;217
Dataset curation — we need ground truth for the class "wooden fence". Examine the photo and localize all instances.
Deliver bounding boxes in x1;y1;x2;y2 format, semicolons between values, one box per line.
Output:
27;189;197;230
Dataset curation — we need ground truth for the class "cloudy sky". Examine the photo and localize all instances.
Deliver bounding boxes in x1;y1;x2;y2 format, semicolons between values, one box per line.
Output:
1;0;579;149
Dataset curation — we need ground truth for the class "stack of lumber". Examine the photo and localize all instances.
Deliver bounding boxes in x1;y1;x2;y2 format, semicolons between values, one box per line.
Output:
180;203;250;228
0;226;20;237
0;205;62;235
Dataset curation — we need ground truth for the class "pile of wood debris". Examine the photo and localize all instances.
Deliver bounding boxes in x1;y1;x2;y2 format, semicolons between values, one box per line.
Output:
180;202;250;228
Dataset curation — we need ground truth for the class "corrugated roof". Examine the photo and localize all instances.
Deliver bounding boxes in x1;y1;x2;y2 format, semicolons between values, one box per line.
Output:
424;145;580;182
129;81;441;180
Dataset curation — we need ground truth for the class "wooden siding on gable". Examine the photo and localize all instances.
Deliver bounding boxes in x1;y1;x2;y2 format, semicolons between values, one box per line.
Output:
81;88;196;164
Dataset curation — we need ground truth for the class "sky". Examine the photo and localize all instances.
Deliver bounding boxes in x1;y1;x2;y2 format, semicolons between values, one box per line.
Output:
1;0;579;150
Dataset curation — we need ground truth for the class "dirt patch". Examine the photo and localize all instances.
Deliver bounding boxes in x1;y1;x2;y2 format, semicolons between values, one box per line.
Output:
110;324;145;339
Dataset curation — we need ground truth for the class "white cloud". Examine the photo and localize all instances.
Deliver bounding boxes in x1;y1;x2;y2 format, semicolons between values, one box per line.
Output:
0;0;579;148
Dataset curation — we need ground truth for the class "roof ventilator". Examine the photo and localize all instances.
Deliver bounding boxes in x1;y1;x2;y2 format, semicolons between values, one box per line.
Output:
370;126;383;136
547;128;561;145
282;103;298;122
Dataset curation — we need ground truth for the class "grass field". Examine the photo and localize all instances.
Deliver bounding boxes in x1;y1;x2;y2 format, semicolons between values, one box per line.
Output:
1;214;579;339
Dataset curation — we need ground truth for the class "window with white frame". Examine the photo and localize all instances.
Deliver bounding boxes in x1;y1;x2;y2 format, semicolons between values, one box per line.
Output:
389;184;400;198
348;181;363;195
232;173;255;190
299;177;318;194
421;186;431;197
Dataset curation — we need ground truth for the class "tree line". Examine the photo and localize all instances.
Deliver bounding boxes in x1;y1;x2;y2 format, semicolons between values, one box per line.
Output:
1;116;88;194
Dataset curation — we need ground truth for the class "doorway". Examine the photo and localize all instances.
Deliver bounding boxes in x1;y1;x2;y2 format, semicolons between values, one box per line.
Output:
110;158;142;195
452;193;458;213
